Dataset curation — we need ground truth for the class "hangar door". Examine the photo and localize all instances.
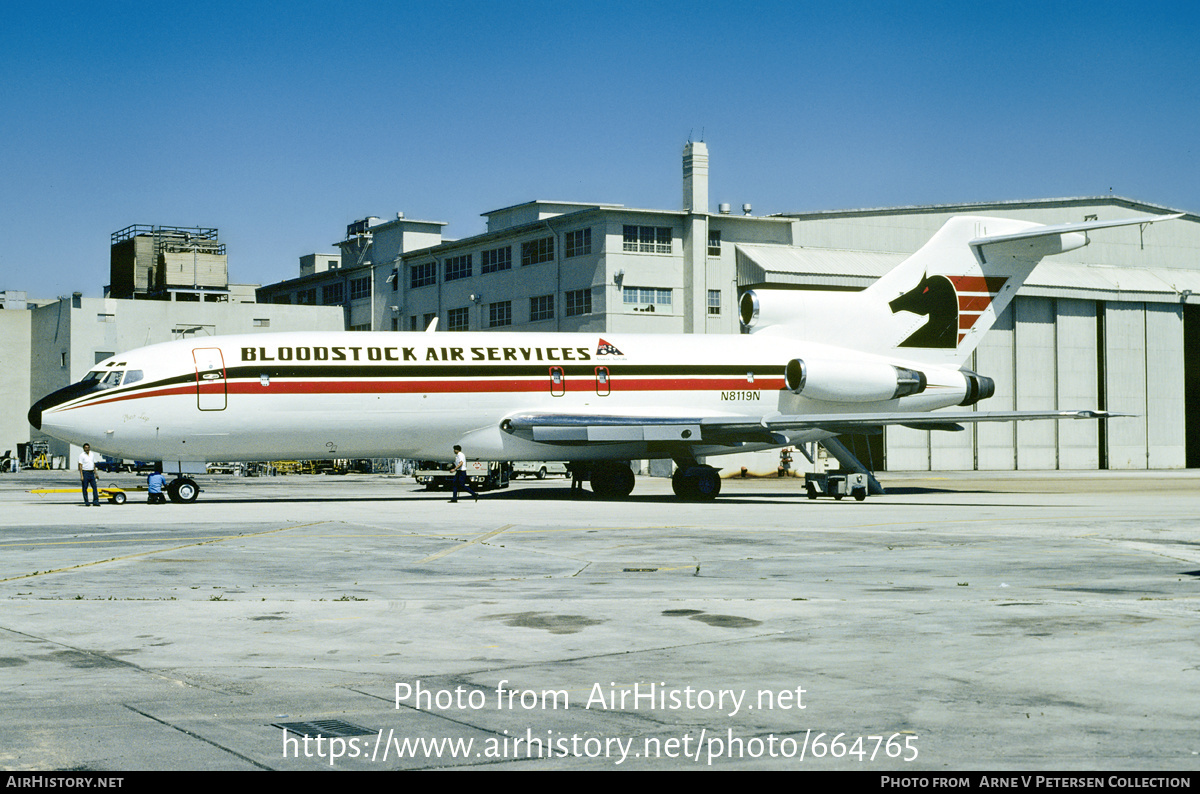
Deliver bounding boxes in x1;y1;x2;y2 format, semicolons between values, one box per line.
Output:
1187;305;1200;468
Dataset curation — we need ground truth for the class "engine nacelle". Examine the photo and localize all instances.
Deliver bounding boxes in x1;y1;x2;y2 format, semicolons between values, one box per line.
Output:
784;358;927;403
740;288;861;333
959;369;995;406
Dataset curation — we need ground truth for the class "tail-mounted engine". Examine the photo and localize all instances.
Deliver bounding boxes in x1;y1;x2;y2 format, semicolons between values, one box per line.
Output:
784;358;927;403
959;369;995;406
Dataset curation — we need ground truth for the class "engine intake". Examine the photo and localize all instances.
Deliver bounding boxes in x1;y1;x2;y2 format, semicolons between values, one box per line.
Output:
784;358;927;403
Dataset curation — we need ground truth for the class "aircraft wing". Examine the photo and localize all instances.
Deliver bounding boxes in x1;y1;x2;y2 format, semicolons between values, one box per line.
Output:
500;409;1121;446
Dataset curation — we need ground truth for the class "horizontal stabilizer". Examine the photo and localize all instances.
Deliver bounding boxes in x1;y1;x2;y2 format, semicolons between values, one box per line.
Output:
969;214;1183;249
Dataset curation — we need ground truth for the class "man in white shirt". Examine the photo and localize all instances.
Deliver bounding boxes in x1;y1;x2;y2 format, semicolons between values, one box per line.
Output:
449;444;478;503
78;443;100;506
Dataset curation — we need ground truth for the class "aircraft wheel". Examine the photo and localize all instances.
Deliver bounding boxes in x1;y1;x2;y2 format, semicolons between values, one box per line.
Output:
672;467;720;501
671;470;697;499
591;463;635;499
168;477;199;503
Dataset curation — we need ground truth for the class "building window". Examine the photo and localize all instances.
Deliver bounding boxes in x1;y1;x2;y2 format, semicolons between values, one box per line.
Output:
447;307;470;332
411;262;437;288
489;301;512;328
253;318;270;327
445;254;473;282
481;246;512;274
322;282;344;305
565;228;591;258
521;237;554;266
296;288;317;305
565;288;592;317
708;289;721;315
708;230;721;256
272;295;291;305
349;323;371;331
423;312;437;330
623;286;672;311
530;294;554;322
350;277;371;300
622;225;672;254
390;268;398;291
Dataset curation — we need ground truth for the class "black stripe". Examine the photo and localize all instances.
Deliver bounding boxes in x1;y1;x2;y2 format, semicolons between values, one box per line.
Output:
223;363;781;380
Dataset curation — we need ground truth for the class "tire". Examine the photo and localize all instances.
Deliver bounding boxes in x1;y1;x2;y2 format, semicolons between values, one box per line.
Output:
168;477;199;503
853;487;867;502
592;463;635;499
110;491;127;505
672;467;720;501
671;470;697;500
806;483;818;500
536;467;547;480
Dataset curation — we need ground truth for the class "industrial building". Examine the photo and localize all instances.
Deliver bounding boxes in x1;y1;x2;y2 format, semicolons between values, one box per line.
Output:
257;143;1200;473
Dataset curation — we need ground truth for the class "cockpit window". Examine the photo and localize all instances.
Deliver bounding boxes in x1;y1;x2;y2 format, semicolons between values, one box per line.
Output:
81;368;142;389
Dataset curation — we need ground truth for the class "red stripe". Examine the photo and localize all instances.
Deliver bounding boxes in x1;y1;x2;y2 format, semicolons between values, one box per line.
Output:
949;275;1007;293
958;295;995;314
56;377;788;411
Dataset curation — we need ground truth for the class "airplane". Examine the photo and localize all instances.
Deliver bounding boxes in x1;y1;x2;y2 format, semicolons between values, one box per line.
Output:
28;212;1180;503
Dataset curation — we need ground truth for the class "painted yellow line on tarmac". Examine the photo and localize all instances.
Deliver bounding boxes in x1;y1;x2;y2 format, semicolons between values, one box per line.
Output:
418;524;515;563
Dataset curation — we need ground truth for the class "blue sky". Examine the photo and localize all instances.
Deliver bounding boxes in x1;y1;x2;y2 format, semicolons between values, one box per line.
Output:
2;1;1197;299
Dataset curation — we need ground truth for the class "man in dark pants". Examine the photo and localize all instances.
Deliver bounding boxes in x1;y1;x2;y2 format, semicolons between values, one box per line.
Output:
450;445;478;503
78;443;100;506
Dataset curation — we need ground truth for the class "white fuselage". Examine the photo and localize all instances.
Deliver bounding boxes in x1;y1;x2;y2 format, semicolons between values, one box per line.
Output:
33;330;972;464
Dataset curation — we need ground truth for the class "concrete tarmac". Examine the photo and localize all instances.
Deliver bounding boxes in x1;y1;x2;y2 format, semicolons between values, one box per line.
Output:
1;470;1198;771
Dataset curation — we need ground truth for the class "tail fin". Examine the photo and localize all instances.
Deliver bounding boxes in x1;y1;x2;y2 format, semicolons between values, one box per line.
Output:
744;213;1180;367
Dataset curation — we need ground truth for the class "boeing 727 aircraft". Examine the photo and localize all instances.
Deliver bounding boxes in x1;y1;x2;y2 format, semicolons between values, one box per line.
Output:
29;213;1179;502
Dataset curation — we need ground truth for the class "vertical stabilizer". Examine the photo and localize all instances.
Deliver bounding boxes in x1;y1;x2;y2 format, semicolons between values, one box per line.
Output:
860;216;1046;366
744;214;1179;368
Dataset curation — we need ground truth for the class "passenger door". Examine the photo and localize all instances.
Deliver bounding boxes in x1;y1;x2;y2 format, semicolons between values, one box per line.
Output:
193;348;227;411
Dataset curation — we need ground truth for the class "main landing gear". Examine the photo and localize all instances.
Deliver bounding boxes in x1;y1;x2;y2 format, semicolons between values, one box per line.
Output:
586;462;636;499
572;457;722;502
670;453;722;502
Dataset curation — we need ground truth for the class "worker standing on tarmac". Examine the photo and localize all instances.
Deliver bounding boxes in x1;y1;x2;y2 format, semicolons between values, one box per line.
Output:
78;443;99;506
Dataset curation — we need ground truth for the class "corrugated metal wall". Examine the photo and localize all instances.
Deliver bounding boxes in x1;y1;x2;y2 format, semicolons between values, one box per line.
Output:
884;296;1185;470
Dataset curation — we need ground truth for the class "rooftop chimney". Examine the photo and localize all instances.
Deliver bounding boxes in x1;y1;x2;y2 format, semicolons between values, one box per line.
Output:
683;141;709;213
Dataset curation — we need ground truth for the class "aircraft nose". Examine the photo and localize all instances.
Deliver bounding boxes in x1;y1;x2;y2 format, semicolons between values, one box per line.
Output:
29;380;100;432
28;397;46;430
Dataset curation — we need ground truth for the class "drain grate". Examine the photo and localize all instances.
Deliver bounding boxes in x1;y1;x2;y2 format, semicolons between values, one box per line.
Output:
273;719;375;738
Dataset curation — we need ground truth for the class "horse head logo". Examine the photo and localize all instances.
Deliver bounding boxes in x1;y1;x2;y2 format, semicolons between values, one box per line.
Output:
889;273;958;349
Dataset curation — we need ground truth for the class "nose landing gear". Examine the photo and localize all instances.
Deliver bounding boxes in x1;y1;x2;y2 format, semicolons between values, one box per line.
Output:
167;477;200;503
